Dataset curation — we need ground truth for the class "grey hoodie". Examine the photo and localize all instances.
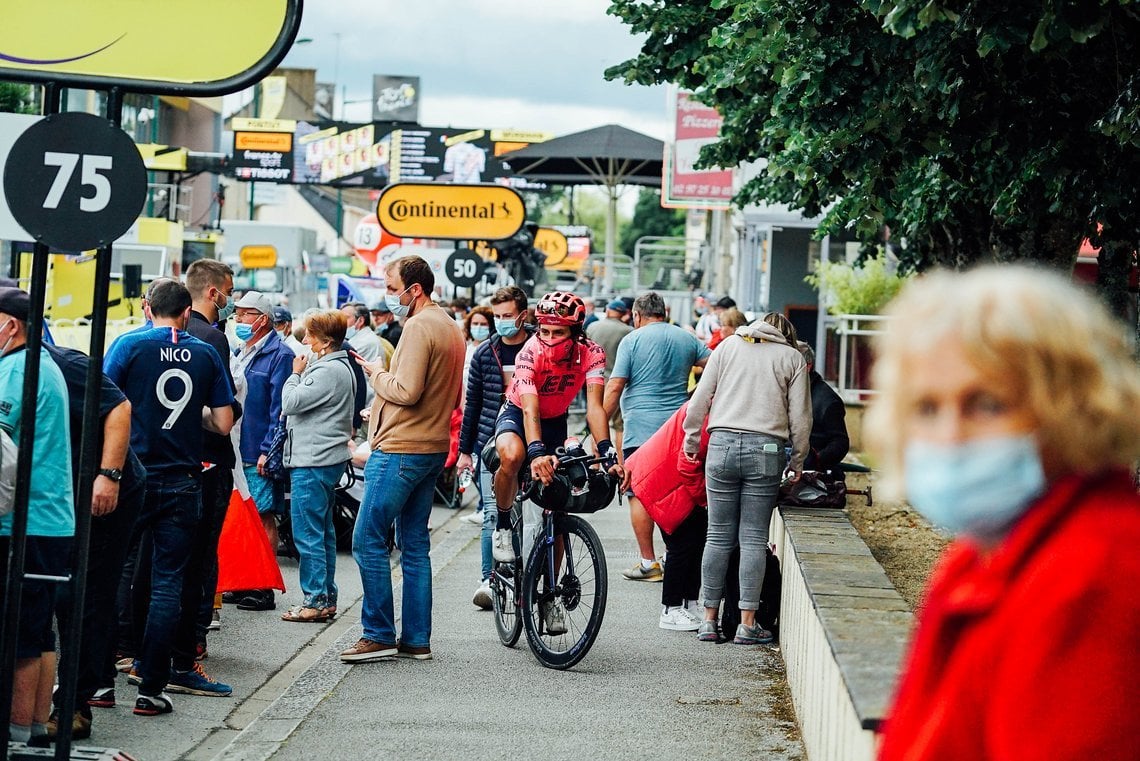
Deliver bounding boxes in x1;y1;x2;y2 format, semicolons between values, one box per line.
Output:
682;321;811;471
281;350;356;468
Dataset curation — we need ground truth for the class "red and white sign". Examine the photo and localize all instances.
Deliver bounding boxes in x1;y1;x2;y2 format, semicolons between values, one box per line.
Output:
352;213;402;274
663;91;733;209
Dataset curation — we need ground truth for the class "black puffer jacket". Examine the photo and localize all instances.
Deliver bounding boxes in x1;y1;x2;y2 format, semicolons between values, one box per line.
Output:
459;335;510;456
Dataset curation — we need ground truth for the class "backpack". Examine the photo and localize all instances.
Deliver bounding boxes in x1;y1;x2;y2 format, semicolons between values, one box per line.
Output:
0;428;17;517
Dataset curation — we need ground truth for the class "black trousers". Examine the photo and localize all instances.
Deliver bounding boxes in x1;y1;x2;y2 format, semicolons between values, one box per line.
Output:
660;508;707;608
172;465;232;670
54;469;145;704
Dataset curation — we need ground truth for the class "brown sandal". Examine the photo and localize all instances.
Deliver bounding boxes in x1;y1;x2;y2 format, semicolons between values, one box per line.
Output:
281;605;331;623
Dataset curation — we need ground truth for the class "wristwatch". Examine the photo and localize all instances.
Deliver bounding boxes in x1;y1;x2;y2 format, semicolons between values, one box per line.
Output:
98;468;123;483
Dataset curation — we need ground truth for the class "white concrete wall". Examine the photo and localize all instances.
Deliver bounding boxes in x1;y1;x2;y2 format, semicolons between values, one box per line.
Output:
771;510;879;761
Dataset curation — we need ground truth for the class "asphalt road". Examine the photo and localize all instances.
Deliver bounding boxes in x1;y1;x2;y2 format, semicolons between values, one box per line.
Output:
71;496;805;761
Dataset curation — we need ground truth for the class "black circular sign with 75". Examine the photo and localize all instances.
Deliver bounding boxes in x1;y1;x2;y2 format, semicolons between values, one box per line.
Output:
3;112;148;253
446;248;484;288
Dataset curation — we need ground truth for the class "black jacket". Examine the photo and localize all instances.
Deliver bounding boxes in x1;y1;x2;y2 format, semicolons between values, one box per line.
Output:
805;370;849;473
188;311;241;468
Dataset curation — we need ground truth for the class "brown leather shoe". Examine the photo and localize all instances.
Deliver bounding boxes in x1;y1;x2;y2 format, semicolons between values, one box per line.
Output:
339;638;397;663
396;643;432;660
45;707;92;740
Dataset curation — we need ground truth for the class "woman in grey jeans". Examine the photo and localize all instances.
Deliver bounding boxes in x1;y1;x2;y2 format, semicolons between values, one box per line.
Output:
279;310;357;623
682;312;811;644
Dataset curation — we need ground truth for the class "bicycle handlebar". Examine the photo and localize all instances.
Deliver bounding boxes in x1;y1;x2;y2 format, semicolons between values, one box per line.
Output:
516;448;617;503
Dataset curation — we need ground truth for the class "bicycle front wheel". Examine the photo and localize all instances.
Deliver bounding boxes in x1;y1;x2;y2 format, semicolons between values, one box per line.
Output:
491;556;523;647
521;513;608;670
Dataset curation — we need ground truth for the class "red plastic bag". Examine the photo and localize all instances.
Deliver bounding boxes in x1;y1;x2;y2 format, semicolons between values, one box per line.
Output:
444;406;462;469
216;487;286;593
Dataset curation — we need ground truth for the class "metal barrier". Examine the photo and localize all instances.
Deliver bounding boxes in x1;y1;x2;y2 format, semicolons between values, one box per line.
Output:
48;317;148;353
823;313;890;403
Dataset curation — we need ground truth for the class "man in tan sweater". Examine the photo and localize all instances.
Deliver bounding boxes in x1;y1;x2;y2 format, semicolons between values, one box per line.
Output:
340;256;465;663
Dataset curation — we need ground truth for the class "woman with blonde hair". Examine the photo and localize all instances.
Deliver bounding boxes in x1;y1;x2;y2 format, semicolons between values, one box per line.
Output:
279;310;357;623
870;266;1140;760
707;307;749;351
683;311;811;644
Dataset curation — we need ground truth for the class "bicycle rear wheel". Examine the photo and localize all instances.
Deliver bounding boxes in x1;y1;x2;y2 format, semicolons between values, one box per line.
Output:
521;513;608;670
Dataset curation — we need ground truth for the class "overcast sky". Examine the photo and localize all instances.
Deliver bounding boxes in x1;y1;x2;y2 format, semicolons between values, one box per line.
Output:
278;0;668;139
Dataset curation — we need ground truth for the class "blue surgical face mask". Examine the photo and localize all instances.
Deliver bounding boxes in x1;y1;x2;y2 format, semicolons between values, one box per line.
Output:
904;433;1047;542
470;325;489;342
234;323;254;342
216;292;236;322
345;326;358;341
385;285;412;318
495;315;521;338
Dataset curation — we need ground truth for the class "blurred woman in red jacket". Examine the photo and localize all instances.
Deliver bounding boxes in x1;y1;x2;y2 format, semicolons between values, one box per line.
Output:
868;266;1140;761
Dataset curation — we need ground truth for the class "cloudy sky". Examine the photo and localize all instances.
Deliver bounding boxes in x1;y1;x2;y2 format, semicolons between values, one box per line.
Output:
278;0;668;139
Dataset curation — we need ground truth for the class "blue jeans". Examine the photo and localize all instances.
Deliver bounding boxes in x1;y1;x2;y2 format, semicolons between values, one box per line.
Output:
700;430;784;612
353;450;445;648
477;457;497;582
290;463;346;609
133;472;202;696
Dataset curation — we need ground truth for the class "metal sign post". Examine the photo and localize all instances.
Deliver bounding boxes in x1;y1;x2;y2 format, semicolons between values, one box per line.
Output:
0;82;59;758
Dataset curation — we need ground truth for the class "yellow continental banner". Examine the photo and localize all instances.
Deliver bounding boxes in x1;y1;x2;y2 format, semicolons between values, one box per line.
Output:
534;228;569;266
235;132;292;152
376;183;526;241
240;245;278;269
0;0;299;92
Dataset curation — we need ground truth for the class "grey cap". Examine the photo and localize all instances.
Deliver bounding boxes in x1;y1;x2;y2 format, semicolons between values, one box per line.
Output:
234;291;273;316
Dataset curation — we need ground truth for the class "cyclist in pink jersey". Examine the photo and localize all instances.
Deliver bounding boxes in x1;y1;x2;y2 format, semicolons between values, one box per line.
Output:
491;292;626;567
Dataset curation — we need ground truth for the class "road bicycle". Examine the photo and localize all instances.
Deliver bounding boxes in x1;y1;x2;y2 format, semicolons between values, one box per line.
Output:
490;442;615;670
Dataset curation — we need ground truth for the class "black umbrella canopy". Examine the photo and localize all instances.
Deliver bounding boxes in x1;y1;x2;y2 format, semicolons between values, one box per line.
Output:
501;124;664;188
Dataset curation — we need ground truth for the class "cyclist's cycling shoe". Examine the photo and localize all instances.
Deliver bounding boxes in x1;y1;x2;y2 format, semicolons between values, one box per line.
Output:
542;600;568;635
492;529;516;563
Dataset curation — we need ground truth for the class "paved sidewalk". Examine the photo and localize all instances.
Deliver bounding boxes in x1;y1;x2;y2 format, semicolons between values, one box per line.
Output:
70;498;805;761
228;503;804;761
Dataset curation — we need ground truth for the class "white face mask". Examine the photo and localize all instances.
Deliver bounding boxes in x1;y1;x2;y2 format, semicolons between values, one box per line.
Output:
0;319;13;356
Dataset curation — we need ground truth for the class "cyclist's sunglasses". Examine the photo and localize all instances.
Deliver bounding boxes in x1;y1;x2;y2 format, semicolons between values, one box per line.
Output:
536;301;574;317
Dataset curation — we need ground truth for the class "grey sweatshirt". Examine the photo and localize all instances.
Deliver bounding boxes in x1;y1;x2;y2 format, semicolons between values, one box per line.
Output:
682;321;812;471
281;350;356;468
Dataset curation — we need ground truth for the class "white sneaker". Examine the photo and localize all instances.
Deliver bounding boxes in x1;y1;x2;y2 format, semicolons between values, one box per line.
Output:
492;529;516;563
659;605;702;631
684;599;703;618
461;510;483;525
542;600;568;635
472;581;492;610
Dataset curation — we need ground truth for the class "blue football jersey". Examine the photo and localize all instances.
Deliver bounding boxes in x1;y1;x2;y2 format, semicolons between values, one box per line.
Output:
104;326;233;475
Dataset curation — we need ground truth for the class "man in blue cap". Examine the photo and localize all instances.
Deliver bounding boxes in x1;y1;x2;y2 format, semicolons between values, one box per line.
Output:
271;306;305;355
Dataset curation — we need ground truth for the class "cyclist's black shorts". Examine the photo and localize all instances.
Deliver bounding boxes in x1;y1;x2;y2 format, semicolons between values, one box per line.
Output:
495;401;568;454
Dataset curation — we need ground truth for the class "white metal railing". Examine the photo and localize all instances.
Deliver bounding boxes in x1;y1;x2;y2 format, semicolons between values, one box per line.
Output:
826;313;891;403
47;318;147;353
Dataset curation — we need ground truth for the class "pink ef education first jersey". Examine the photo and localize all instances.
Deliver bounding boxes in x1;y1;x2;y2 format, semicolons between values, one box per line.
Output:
506;335;606;418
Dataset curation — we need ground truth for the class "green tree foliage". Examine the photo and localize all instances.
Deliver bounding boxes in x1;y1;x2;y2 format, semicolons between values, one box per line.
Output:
805;254;910;315
620;188;686;258
605;1;1140;280
0;82;35;114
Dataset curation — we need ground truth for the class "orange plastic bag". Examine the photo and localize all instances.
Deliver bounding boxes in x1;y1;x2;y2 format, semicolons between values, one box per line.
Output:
216;485;286;593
